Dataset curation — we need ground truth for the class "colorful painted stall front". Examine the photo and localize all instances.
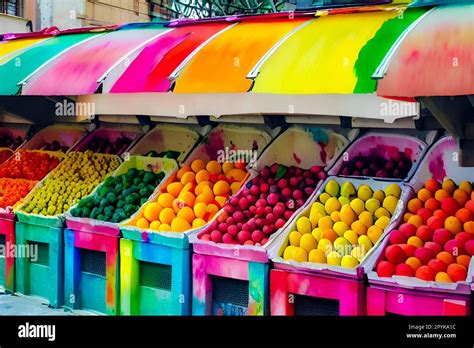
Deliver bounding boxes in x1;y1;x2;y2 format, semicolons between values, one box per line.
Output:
367;136;474;316
190;126;350;315
119;125;272;315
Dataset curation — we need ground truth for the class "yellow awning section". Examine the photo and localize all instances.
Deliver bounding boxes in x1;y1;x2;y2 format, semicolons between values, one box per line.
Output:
252;9;401;94
0;38;47;63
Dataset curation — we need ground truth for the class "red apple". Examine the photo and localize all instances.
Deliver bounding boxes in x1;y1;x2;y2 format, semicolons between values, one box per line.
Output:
433;228;454;246
465;240;474;256
424;241;443;256
414;247;435;265
389;230;407;245
427;216;444;231
399;223;417;238
416;225;434;243
441;197;460;216
396;263;415;277
428;259;447;273
385;245;407;264
377;261;396;277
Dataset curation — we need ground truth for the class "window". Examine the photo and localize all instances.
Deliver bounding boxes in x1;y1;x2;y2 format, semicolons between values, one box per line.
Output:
0;0;23;17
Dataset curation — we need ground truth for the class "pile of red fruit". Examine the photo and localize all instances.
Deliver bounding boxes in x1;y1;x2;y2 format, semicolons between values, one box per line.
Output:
198;163;327;246
0;150;61;181
0;149;13;164
339;146;413;179
376;178;474;283
0;178;38;209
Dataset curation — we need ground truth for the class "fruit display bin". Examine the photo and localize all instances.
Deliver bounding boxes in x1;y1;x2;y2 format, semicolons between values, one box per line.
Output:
0;150;65;293
126;124;206;163
367;135;474;316
269;176;412;316
12;152;120;307
0;124;30;165
189;126;350;316
63;156;177;315
19;124;88;153
328;132;428;182
119;124;273;315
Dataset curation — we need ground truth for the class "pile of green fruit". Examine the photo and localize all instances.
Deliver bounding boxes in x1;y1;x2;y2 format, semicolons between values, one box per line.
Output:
22;151;120;216
71;168;165;223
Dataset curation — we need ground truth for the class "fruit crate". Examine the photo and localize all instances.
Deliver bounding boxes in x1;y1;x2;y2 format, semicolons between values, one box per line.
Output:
328;132;428;182
63;156;177;315
12;152;120;308
20;124;88;153
118;124;273;315
126;124;207;163
188;126;350;315
0;125;30;165
269;176;412;316
367;135;474;316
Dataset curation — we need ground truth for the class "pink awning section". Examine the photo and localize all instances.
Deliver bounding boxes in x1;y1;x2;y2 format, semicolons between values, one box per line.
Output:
105;23;230;93
21;26;169;96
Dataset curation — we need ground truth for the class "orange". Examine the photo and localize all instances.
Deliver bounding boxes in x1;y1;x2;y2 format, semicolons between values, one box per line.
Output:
192;218;207;228
176;165;191;180
444;216;462;234
437;251;455;265
321;229;338;242
207;204;219;220
456;255;471;269
178;191;195;207
206;160;222;175
194;202;207;219
417;188;432;202
435;272;453;283
143;202;162;222
403;212;414;223
191;159;206;173
226;168;247;182
351;220;367;236
406;257;422;271
453;189;469;206
195;169;210;184
318;216;334;230
177;206;195;224
459;181;472;194
442;179;456;194
157;193;175;209
424;197;440;211
407;215;423;228
158;223;171;232
195;181;212;195
171;217;191;232
180;171;196;186
172;198;184;213
425;178;441;193
433;209;448;220
166;182;183;198
159;208;176;225
222;162;234;174
215;195;227;208
407;198;423;214
196;192;214;205
455;208;473;223
234;162;247;170
464;221;474;234
231;182;242;195
136;218;150;229
434;189;450;202
149;220;161;231
213;180;230;196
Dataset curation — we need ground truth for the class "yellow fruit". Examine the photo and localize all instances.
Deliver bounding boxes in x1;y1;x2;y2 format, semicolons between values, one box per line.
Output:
383;196;398;215
359;211;373;228
358;235;373;253
385;183;401;198
158;193;175;208
340;204;357;226
333;221;349;237
372;190;385;203
181;182;194;194
325;180;340;197
340;181;356;198
195;190;214;205
290;247;308;262
179;191;196;207
167;182;184;198
300;234;317;252
192;218;206;228
206;160;222;175
375;207;390;219
341;255;359;268
375;216;390;230
318;238;333;253
222;162;234;174
177;206;195;224
325;197;341;214
159;208;176;225
149;220;161;231
180;171;196;186
176;165;191;180
367;225;383;244
330;211;340;222
137;218;150;229
318;216;334;230
296;216;312;234
338;196;350;206
435;271;453;283
215;195;227;208
365;198;380;213
193;202;207;219
327;251;342;266
195;169;210;184
191;159;206;173
309;212;322;229
351;220;367;235
283;246;295;260
171;217;191;232
343;230;358;245
227;168;246;182
207;204;219;219
308;249;327;263
351;246;366;261
357;184;373;201
289;231;302;247
319;193;331;204
311;227;324;242
334;237;351;256
350;198;365;215
159;223;171;232
213;180;230;196
459;181;472;194
195;181;212;195
230;182;242;195
143;202;162;222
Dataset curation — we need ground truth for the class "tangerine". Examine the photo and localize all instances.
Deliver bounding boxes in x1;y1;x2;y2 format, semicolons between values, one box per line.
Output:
407;198;423;214
191;159;206;173
176;165;191;180
195;181;212;195
159;208;176;225
425;178;441;193
424;197;440;211
434;189;450;202
417;188;432;202
442;179;456;194
444;216;462;234
143;202;162;222
456;255;471;269
213;180;230;196
180;171;196;186
136;218;150;229
453;189;469;206
192;218;207;228
222;162;234;174
194;202;207;219
206;160;222;175
226;168;247;182
195;170;210;184
177;206;195;224
166;182;183;198
171;217;191;232
158;193;175;209
455;208;473;223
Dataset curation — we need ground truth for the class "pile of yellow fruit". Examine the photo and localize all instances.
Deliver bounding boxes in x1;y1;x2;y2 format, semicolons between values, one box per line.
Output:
135;159;248;232
282;180;401;268
21;151;120;216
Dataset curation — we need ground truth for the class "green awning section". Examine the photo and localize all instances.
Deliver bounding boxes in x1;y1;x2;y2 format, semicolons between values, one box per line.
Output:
0;32;101;95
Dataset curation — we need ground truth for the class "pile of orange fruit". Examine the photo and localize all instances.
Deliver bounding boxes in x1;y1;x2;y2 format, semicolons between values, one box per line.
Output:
134;159;248;232
0;178;38;209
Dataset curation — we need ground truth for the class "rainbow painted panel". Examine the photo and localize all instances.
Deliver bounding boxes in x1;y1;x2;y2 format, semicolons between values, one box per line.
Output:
173;17;309;93
107;23;230;93
0;38;46;62
21;26;168;96
377;4;474;97
252;8;411;94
